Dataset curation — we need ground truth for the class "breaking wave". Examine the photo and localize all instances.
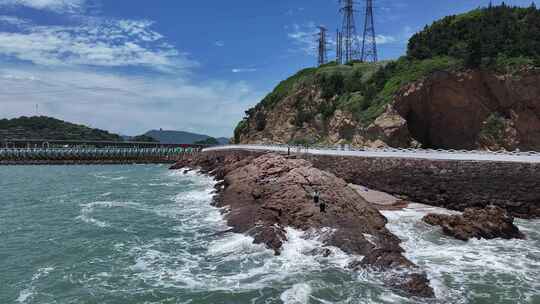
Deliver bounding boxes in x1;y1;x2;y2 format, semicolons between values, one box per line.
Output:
7;165;540;304
383;203;540;303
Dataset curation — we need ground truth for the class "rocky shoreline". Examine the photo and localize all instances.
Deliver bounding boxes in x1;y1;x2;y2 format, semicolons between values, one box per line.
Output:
172;151;435;297
171;150;527;298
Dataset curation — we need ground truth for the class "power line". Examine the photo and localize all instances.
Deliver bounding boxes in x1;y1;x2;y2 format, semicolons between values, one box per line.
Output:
340;0;361;63
336;29;343;64
316;26;330;66
361;0;378;62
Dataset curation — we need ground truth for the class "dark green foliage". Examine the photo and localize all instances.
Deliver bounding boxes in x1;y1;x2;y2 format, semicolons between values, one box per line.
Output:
319;101;337;121
316;71;345;99
480;113;506;139
408;4;540;67
255;112;266;131
234;119;248;144
0;116;123;141
131;135;158;142
194;137;219;146
288;138;313;146
259;67;318;109
294;109;315;127
339;56;463;124
143;130;218;144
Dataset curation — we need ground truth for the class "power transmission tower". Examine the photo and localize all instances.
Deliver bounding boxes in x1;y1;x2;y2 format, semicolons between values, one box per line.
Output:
361;0;378;62
340;0;360;63
336;29;343;64
316;26;329;66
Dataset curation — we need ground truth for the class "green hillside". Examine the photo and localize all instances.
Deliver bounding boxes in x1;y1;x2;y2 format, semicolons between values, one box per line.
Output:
0;116;123;141
408;3;540;67
235;4;540;143
236;57;462;142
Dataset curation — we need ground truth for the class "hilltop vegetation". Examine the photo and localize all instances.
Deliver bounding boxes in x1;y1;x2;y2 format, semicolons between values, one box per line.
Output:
408;3;540;68
143;130;227;145
0;116;229;145
0;116;123;141
194;137;220;145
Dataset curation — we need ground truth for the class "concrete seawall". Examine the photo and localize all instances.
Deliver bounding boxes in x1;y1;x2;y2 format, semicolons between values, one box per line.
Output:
185;149;540;218
306;154;540;219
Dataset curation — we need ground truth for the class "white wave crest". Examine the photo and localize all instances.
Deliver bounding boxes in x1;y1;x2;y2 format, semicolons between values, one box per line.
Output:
280;283;312;304
382;203;540;303
76;201;141;228
17;267;55;303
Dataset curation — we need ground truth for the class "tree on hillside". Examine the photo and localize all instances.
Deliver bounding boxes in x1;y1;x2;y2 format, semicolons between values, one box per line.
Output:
131;135;158;142
407;4;540;66
194;137;219;146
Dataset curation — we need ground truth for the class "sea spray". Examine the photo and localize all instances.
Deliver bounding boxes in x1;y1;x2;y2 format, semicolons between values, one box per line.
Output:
2;166;539;303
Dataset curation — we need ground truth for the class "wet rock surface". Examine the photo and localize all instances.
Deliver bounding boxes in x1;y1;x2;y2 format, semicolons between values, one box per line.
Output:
423;206;526;241
172;151;434;298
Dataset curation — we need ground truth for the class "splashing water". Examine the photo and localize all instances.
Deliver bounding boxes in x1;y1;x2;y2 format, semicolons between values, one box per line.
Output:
1;165;539;303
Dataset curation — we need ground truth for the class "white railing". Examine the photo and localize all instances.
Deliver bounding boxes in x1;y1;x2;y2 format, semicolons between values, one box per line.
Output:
203;144;540;163
0;147;198;161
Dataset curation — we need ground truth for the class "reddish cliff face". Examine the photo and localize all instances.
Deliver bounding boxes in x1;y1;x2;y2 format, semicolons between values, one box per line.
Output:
394;68;540;150
238;67;540;151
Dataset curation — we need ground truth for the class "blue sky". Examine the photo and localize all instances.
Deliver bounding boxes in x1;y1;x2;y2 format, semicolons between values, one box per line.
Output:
0;0;537;137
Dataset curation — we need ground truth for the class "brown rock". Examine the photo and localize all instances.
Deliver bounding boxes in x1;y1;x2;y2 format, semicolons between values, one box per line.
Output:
394;68;540;150
173;151;434;297
423;206;526;241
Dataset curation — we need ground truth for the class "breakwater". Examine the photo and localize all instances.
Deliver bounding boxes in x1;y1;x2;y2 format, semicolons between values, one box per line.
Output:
0;147;200;165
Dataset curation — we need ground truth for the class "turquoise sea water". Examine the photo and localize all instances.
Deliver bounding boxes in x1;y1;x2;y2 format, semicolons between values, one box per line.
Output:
1;165;539;304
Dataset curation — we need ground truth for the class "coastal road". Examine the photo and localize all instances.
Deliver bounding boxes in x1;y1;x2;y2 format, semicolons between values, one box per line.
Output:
204;144;540;164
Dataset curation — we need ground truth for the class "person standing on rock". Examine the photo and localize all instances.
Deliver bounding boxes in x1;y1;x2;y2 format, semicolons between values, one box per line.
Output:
313;190;326;213
320;200;327;213
313;190;320;204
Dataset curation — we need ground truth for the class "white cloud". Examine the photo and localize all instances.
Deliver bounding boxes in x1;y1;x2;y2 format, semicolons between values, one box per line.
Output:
375;34;397;45
287;22;318;55
231;68;257;73
0;66;262;137
0;15;30;26
402;26;416;40
215;40;224;47
0;0;85;12
0;0;261;137
0;18;193;72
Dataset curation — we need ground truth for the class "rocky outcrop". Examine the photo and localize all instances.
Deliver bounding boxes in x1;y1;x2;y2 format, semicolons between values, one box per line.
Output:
184;149;540;219
172;152;434;298
237;87;328;145
236;84;416;148
422;206;526;241
394;68;540;150
237;67;540;151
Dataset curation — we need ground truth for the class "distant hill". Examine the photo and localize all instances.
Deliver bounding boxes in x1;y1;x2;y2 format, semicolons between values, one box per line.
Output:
0;116;230;145
216;137;230;145
0;116;123;141
143;130;228;145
